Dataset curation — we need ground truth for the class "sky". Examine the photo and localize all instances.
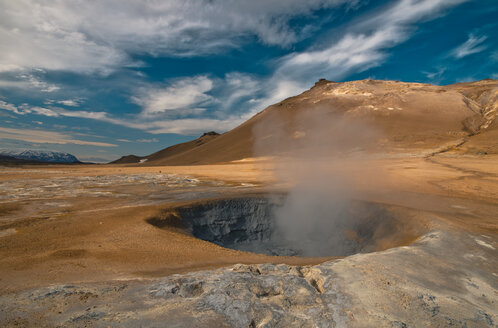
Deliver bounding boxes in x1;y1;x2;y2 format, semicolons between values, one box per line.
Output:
0;0;497;162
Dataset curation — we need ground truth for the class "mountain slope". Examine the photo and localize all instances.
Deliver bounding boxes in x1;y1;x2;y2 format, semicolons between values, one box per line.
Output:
110;132;220;164
113;79;498;166
110;155;144;164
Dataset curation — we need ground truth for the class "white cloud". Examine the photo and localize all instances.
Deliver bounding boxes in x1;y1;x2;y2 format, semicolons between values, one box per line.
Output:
0;1;128;74
56;99;81;107
0;71;60;92
0;0;357;74
29;106;59;117
0;100;21;114
59;110;108;120
0;99;108;120
0;127;117;147
133;76;214;115
220;73;261;111
277;31;389;83
451;34;488;59
422;67;447;83
137;138;158;143
18;72;61;92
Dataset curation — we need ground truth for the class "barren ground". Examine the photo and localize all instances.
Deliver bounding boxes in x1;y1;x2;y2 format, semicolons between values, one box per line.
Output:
0;153;497;326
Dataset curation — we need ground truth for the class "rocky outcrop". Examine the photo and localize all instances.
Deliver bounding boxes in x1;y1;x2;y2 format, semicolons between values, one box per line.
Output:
1;229;496;327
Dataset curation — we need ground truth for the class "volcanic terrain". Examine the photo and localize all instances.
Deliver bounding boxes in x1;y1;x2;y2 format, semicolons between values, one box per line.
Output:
0;79;497;327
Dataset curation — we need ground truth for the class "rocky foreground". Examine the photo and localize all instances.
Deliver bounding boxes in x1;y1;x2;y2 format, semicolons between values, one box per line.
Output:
1;224;495;327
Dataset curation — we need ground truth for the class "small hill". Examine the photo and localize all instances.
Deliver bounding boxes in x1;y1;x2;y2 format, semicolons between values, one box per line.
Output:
110;132;220;164
110;155;144;164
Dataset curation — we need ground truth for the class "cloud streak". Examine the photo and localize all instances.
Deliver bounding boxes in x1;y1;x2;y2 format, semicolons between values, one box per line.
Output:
451;34;488;59
0;97;251;135
0;127;117;147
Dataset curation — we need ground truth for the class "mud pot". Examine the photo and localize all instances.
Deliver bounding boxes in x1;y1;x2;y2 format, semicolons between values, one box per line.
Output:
147;196;427;257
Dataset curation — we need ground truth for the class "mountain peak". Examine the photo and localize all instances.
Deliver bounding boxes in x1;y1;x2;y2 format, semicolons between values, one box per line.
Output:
314;78;332;87
201;131;220;138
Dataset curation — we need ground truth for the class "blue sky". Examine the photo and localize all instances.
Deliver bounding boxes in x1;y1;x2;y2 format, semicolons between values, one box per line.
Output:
0;0;496;162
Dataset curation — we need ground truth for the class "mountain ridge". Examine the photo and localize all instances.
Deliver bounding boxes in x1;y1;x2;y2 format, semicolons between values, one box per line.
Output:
0;149;80;164
110;78;498;165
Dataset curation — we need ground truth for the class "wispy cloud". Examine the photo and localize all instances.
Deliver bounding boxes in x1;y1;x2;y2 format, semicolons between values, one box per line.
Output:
17;72;61;92
137;138;158;143
0;97;245;135
0;100;108;120
0;100;21;114
132;76;214;116
423;67;447;82
0;127;117;147
55;99;81;107
219;73;261;111
0;70;61;94
451;34;488;59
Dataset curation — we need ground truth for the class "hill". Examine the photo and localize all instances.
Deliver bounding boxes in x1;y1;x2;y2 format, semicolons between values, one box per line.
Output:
112;79;498;165
110;132;220;164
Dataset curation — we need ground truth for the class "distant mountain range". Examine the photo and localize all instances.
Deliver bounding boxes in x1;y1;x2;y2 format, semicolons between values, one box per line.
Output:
0;149;80;164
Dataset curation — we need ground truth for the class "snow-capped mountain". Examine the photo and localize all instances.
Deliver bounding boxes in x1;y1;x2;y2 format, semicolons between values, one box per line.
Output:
0;149;80;163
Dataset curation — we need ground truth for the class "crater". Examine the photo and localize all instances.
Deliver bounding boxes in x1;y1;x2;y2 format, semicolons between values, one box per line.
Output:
147;196;427;257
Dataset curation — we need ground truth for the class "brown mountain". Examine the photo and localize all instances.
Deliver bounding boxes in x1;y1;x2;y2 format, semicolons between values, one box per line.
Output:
112;79;498;165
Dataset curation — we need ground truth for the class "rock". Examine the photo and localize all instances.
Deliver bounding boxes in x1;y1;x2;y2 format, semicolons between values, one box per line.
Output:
1;230;497;327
